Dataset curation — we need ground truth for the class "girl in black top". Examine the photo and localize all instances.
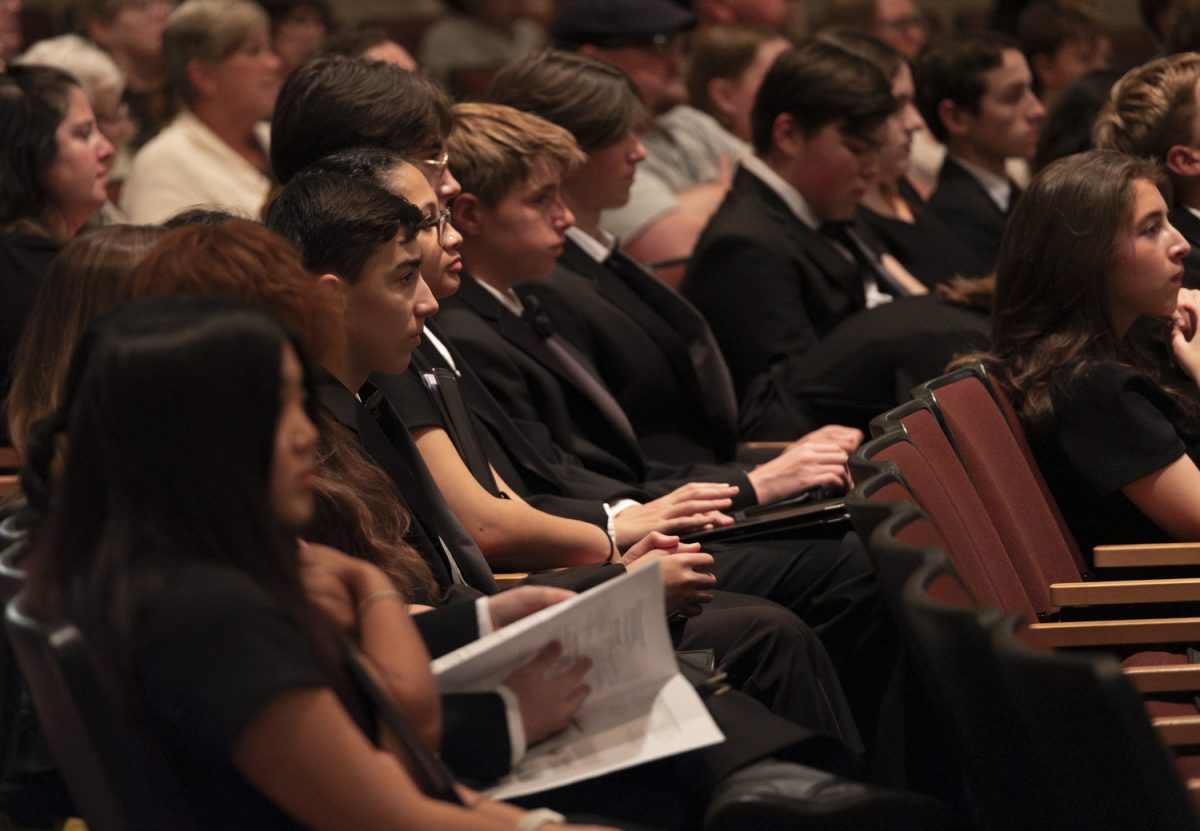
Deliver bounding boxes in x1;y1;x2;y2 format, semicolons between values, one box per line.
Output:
979;150;1200;559
21;297;610;831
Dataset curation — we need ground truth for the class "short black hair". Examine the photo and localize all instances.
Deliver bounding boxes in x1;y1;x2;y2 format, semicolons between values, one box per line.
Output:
264;172;423;282
270;56;453;183
750;40;896;155
914;31;1019;143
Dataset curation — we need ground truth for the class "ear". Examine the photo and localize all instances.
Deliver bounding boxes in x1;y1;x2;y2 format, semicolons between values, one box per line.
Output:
578;44;602;60
706;77;738;121
87;17;112;48
1166;144;1200;178
451;192;486;237
1031;52;1056;88
938;98;973;139
184;58;217;101
769;112;803;160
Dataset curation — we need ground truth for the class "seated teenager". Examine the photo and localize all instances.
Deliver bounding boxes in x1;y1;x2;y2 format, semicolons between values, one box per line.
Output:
817;29;975;289
1016;0;1110;113
487;49;863;463
119;0;281;223
20;295;612;831
1092;53;1200;289
913;33;1045;278
974;150;1200;565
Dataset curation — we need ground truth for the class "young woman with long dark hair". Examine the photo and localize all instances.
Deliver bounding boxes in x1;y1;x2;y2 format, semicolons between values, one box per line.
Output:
978;149;1200;560
21;296;610;831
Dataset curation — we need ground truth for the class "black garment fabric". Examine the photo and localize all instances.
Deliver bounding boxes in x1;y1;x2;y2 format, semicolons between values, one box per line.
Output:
739;296;992;438
682;166;885;398
856;179;977;288
524;236;740;465
0;232;60;403
1027;361;1200;561
436;274;758;507
925;156;1016;278
398;307;892;747
1168;206;1200;290
134;556;373;830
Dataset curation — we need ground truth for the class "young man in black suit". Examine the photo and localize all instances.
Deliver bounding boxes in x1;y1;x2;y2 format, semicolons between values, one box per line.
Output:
1092;52;1200;289
914;32;1045;277
680;40;903;397
488;49;863;464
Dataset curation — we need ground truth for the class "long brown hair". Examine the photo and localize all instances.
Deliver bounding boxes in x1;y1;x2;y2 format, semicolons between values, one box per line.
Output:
7;225;168;456
974;150;1200;430
130;219;438;600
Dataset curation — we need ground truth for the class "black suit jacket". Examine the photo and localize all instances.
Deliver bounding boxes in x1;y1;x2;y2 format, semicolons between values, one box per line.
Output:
436;275;758;507
681;166;873;399
925;155;1014;278
1169;206;1200;290
523;236;739;465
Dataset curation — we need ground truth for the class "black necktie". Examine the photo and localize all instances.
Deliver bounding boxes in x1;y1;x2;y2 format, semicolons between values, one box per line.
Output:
520;295;640;449
820;220;911;299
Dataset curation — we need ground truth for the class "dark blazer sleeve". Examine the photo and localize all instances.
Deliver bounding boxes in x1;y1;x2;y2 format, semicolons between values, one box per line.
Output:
686;234;819;395
440;692;512;784
412;600;480;658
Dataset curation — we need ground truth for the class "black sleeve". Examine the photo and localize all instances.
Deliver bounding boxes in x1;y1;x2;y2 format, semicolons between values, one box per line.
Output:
1053;363;1187;495
380;367;447;431
136;565;330;761
412;599;481;658
440;692;511;784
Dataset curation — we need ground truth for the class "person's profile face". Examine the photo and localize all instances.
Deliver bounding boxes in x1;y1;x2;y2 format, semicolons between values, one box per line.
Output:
388;162;463;299
790;119;886;221
961;48;1045;163
469;166;575;283
342;230;437;377
101;0;172;60
723;37;789;143
43;86;115;235
566;130;646;213
594;37;687;115
877;63;924;183
207;26;283;121
268;344;318;530
1108;178;1189;335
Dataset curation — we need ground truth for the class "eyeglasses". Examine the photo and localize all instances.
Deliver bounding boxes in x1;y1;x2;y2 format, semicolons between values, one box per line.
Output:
420;150;449;174
417;205;452;244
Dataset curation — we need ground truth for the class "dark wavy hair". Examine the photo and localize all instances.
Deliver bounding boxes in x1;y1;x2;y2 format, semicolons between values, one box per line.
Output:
22;298;329;661
973;150;1200;431
0;65;79;233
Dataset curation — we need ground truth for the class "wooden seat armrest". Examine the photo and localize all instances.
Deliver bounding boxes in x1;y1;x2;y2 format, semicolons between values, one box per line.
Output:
0;476;19;498
1023;617;1200;648
1124;664;1200;694
0;447;18;469
741;442;790;450
493;573;530;589
1093;543;1200;568
1050;578;1200;606
1154;716;1200;746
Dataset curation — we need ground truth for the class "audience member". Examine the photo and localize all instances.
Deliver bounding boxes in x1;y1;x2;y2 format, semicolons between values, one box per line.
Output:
686;24;791;146
1093;53;1200;287
1016;0;1110;111
1165;0;1200;53
120;0;281;223
1031;67;1117;172
270;55;458;204
259;0;331;76
0;65;114;403
914;32;1045;277
680;41;899;396
75;0;173;147
419;0;544;95
1141;0;1175;49
21;295;616;830
552;0;739;287
17;33;139;196
819;0;928;59
820;29;971;288
975;150;1198;565
6;225;165;455
318;26;418;69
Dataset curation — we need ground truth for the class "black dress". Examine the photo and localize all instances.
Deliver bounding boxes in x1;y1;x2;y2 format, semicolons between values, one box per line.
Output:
0;231;60;399
1026;362;1200;562
856;179;976;288
132;556;375;829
